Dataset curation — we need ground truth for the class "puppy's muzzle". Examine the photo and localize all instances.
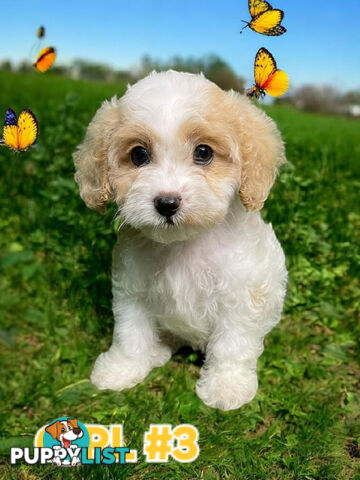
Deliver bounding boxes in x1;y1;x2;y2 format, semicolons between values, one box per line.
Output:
154;195;181;219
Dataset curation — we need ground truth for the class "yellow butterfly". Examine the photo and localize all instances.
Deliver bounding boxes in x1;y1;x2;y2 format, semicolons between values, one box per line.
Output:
246;48;289;98
241;0;286;36
34;46;56;72
0;108;38;151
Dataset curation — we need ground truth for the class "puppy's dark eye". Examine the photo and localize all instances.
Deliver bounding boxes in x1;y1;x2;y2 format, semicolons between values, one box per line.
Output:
193;144;213;165
131;146;150;167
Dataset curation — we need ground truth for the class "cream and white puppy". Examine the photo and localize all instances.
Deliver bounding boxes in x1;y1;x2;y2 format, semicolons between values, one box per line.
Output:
73;70;287;411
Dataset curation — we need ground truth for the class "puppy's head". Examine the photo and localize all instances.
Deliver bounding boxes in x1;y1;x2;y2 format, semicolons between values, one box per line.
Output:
45;418;83;443
74;70;285;243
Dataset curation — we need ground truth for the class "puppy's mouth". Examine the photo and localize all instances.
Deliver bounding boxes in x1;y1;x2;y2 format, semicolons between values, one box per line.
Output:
63;438;71;448
160;213;184;228
155;211;182;228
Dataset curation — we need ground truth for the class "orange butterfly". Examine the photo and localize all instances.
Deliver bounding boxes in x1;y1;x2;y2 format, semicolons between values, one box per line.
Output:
34;46;56;72
246;48;289;99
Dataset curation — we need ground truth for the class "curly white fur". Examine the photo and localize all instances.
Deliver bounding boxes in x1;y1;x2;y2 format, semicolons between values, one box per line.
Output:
74;70;287;411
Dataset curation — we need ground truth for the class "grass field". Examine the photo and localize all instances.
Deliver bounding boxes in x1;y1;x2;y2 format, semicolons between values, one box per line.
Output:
0;70;359;480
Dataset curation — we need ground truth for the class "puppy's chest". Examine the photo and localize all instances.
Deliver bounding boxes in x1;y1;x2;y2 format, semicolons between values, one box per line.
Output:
115;235;241;344
147;251;219;330
148;254;217;319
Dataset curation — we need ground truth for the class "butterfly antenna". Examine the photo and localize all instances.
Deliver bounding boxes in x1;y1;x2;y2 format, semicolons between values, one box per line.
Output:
240;21;249;34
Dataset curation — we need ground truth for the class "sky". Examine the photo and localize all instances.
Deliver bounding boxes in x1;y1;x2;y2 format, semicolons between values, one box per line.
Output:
0;0;359;91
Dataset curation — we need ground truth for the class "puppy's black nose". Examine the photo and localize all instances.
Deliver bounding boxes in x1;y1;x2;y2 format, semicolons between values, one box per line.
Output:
154;195;181;218
73;428;81;435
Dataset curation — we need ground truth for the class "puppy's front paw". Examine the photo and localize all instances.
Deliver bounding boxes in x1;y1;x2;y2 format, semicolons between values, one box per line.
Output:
90;344;171;391
196;364;258;411
90;349;150;391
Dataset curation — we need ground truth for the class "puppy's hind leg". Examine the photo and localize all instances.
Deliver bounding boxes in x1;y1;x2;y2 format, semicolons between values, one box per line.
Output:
91;301;171;391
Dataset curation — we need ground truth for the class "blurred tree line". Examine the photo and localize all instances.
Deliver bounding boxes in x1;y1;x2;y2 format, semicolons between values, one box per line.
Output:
275;85;360;117
0;54;244;92
137;54;244;91
1;57;359;116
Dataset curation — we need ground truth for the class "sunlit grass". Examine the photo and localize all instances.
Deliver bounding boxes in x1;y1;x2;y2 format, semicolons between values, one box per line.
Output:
0;72;359;480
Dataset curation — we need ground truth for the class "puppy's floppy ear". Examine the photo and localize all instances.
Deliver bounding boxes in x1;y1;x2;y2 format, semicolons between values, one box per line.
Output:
45;421;62;439
67;418;79;429
227;91;286;211
73;97;122;213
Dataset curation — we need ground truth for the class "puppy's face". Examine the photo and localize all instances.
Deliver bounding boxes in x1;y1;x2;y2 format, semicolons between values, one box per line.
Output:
74;71;285;243
45;418;83;444
108;83;240;243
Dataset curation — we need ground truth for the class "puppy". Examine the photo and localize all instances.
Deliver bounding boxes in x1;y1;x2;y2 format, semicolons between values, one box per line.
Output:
73;70;287;411
45;418;83;465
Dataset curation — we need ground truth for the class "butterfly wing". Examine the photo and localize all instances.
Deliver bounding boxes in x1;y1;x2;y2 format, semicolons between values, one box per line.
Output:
249;9;285;35
4;108;18;126
248;0;272;18
263;70;289;97
34;46;56;72
254;48;277;89
2;108;19;149
3;126;19;149
17;109;38;150
263;25;286;35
